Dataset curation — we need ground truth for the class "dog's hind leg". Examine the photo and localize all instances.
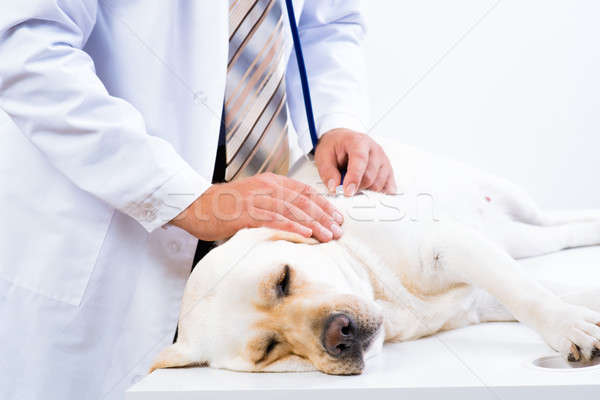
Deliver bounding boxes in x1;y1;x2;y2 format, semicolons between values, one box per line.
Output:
478;175;600;226
492;219;600;259
479;177;544;225
538;209;600;225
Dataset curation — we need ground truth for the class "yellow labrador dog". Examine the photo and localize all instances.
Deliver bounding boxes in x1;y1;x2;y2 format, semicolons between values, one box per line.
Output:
151;141;600;375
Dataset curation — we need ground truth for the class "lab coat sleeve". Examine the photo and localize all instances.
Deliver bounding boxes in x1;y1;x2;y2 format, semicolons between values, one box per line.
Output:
0;1;211;232
286;0;370;151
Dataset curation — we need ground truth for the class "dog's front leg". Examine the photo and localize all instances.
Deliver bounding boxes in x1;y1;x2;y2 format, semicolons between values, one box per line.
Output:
420;221;600;362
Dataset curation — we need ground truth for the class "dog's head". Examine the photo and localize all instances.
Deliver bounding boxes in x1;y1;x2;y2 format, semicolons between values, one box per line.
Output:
150;228;384;375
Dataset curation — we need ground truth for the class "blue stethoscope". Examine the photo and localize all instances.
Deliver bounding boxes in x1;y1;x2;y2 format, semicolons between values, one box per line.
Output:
284;0;346;184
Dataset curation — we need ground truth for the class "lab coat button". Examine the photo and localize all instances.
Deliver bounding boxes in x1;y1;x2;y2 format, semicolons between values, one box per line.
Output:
143;209;156;222
193;91;207;105
168;241;181;253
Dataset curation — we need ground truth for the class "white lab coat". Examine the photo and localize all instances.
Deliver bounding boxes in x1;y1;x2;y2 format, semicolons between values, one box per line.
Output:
0;1;368;399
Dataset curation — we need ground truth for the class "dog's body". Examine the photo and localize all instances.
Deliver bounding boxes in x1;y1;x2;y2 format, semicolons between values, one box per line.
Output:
152;141;600;375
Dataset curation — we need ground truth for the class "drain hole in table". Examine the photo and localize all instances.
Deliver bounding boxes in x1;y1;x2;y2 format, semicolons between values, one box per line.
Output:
533;355;600;369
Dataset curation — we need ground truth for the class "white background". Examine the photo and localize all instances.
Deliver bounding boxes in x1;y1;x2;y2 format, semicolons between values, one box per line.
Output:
364;0;600;209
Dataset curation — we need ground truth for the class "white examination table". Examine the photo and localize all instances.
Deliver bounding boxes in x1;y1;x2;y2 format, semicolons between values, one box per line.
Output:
127;246;600;400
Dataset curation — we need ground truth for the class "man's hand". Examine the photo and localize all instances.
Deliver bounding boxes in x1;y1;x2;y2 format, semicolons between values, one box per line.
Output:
170;173;344;243
314;129;397;196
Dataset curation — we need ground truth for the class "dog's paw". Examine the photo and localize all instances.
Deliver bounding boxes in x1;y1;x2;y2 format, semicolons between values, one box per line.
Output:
547;305;600;362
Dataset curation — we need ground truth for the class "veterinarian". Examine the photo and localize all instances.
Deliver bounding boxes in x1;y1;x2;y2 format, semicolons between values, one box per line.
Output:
0;1;395;399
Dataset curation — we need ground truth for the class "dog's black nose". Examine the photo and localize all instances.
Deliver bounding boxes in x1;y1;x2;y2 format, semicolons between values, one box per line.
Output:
322;313;359;357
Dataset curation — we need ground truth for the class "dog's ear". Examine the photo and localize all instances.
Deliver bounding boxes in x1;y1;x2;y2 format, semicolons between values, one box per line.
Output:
149;343;203;373
266;229;319;245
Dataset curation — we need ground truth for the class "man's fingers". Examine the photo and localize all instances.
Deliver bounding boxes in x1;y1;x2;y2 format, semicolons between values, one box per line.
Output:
251;197;336;242
275;198;335;242
277;176;344;225
368;164;389;193
360;155;382;190
383;173;398;194
314;131;395;197
281;188;342;239
290;185;344;226
247;208;313;238
315;150;342;193
343;147;369;197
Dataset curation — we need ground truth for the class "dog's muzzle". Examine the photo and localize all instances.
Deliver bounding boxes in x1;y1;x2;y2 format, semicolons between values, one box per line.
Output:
321;313;380;359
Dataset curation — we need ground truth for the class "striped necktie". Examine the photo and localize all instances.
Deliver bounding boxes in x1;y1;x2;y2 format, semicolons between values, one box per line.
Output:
224;0;291;182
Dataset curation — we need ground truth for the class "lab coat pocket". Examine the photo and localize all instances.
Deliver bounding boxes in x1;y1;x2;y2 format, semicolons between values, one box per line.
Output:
0;124;115;306
0;194;115;306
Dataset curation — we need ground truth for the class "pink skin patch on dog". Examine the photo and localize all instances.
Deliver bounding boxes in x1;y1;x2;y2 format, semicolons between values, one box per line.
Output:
485;196;492;202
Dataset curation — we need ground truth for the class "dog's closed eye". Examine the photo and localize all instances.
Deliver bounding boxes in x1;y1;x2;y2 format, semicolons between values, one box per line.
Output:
265;338;278;355
276;265;291;297
256;337;279;364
